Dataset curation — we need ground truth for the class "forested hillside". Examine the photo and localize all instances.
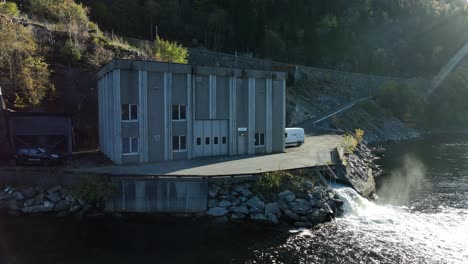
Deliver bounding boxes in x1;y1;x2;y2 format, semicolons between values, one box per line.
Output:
74;0;468;77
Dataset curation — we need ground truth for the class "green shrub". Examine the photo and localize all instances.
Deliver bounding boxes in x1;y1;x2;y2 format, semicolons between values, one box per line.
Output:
254;170;305;199
61;40;82;62
342;134;358;153
0;2;19;17
72;175;114;204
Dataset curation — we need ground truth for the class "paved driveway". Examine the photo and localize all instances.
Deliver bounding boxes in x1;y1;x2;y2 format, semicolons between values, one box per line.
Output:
72;134;342;176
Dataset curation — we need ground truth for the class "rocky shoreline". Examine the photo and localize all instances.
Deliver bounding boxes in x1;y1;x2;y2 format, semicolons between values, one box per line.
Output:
0;185;101;218
206;179;344;228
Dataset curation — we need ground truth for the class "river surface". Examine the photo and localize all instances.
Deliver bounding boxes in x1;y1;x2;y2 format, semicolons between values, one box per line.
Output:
0;134;467;263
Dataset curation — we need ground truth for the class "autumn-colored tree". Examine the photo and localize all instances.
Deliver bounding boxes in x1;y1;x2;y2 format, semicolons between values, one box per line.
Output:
0;17;54;108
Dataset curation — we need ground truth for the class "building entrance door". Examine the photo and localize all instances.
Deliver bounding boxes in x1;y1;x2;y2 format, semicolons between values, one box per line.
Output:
194;120;228;158
237;132;247;155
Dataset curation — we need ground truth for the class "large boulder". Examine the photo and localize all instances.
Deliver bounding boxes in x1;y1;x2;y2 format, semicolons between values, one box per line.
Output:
266;213;279;224
34;193;44;205
21;187;36;199
306;209;327;225
265;202;281;215
54;200;70;212
290;198;312;214
206;207;229;217
46;193;61;203
43;200;54;209
229;205;249;214
246;196;265;212
218;200;232;208
234;185;253;197
21;205;51;214
278;190;295;202
284;209;300;221
303;180;314;189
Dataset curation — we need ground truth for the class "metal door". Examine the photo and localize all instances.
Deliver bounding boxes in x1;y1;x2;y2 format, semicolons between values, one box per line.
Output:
212;120;221;156
238;133;247;155
220;121;228;155
203;120;212;156
194;121;203;157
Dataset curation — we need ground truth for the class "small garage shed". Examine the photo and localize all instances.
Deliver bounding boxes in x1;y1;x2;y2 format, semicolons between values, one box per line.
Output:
7;112;73;155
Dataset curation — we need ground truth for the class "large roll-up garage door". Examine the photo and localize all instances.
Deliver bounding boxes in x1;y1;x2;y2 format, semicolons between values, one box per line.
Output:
194;120;228;158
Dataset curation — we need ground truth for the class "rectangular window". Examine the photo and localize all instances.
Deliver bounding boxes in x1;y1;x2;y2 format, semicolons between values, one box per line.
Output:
172;136;180;150
172;105;187;121
222;136;227;144
255;133;265;146
122;137;138;154
205;137;210;145
121;104;138;121
173;135;187;151
214;137;219;145
196;138;202;145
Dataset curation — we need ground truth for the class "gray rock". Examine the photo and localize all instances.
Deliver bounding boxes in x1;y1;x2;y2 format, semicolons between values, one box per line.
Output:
208;189;218;198
208;199;218;208
65;194;76;203
34;193;44;205
43;200;54;209
219;188;230;195
312;190;323;199
284;209;300;221
322;202;334;214
307;210;327;224
304;180;314;189
290;198;312;214
12;192;24;200
47;185;62;194
277;201;289;212
294;222;313;228
251;213;269;223
206;207;229;217
46;193;61;203
309;198;317;208
300;216;309;222
54;200;70;212
232;198;241;207
249;207;263;214
239;196;248;202
231;213;246;221
225;195;238;202
246;196;265;211
265;202;280;215
234;185;253;197
229;205;249;214
218;200;232;208
267;212;279;224
295;192;306;198
278;190;295;202
21;187;36;199
23;199;34;207
21;205;50;214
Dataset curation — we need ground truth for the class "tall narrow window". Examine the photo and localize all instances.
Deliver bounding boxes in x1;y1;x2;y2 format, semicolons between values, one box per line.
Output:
173;135;187;151
172;105;187;120
255;133;265;146
121;104;138;121
122;137;138;154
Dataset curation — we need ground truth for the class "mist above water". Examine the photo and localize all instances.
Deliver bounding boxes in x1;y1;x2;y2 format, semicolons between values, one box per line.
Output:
377;155;426;205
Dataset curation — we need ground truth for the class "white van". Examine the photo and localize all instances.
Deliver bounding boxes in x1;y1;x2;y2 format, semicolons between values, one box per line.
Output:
285;127;305;147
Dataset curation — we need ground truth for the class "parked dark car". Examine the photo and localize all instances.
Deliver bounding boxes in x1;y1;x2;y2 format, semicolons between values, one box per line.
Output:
12;147;64;166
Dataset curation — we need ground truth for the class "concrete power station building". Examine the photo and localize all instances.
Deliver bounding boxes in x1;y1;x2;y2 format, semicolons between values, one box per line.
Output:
97;59;286;164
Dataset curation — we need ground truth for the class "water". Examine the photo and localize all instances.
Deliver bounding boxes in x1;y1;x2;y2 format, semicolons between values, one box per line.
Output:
0;135;467;263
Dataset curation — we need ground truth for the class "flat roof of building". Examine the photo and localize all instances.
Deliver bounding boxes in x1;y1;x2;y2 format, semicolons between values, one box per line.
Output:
97;58;287;80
